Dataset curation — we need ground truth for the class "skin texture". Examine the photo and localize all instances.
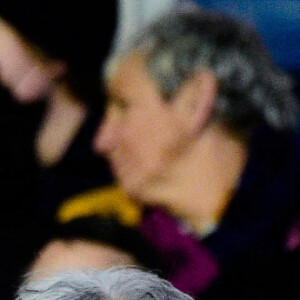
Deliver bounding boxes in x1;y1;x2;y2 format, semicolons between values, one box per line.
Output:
30;239;137;277
0;18;87;166
0;17;66;103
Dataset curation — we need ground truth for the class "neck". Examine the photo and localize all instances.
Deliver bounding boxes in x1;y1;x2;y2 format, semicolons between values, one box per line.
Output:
143;124;248;235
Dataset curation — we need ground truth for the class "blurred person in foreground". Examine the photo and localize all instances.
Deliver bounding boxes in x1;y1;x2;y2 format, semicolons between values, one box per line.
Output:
0;1;179;298
0;1;117;298
0;0;116;166
16;267;193;300
28;215;161;277
93;3;300;299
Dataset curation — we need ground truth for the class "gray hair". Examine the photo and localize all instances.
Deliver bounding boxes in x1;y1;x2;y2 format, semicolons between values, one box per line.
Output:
16;267;194;300
105;3;298;137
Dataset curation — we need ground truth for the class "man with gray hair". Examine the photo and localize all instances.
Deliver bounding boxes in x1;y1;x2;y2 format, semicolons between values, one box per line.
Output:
16;267;193;300
93;3;299;298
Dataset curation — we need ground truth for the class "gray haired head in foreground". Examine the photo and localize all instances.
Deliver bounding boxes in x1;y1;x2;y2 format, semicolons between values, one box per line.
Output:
16;267;194;300
105;3;298;138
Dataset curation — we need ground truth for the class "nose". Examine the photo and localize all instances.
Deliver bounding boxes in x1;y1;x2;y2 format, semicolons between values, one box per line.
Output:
93;110;118;156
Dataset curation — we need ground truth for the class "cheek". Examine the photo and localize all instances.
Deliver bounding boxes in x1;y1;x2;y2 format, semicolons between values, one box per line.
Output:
146;119;189;173
130;125;174;175
114;126;151;180
117;111;186;179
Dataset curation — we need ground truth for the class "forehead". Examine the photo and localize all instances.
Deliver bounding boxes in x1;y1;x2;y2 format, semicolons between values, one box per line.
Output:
106;53;162;103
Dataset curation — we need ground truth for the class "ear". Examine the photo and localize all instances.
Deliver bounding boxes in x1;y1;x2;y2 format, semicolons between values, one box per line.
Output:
173;70;218;135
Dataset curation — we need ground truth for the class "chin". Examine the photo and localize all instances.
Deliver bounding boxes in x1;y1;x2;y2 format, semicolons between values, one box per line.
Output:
120;180;139;197
119;176;143;199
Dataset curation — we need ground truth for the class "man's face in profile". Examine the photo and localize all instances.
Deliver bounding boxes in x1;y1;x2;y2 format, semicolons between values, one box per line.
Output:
94;53;192;200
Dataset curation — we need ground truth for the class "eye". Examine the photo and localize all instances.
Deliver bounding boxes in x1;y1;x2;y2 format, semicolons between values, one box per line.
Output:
116;99;129;110
112;97;131;112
